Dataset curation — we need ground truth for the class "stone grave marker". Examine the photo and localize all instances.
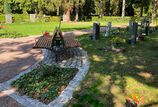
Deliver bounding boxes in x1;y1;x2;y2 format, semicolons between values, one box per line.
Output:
144;20;150;36
130;22;138;45
140;19;144;28
93;23;100;40
5;14;12;24
129;20;132;31
30;14;36;22
105;22;112;36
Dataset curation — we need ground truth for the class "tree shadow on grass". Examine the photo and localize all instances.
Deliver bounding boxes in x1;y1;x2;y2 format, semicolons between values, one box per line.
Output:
65;33;158;107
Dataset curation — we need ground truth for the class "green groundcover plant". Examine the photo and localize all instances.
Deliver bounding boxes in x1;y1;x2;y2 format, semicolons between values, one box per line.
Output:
11;64;78;104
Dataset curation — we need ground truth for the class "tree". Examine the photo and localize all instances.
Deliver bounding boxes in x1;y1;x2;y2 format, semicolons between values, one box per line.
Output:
122;0;125;17
45;0;62;15
81;0;95;20
38;0;43;15
13;0;32;14
140;0;144;17
152;0;158;24
4;0;12;14
104;0;110;16
0;0;4;13
62;0;75;22
74;0;85;21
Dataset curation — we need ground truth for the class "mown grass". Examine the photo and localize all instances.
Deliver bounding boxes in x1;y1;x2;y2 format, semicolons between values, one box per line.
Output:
0;21;128;38
66;30;158;107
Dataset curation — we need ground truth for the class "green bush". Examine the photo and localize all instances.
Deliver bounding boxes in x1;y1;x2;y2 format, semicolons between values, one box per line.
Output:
12;14;30;23
0;14;5;23
92;16;131;23
0;14;30;23
49;16;59;22
91;16;152;23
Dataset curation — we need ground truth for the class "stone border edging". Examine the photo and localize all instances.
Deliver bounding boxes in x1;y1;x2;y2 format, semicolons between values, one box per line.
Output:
0;47;90;107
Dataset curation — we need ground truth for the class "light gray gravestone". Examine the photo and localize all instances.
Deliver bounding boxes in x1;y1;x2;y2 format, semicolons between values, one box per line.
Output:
63;14;67;22
93;23;100;40
105;22;112;36
5;14;12;24
30;14;36;22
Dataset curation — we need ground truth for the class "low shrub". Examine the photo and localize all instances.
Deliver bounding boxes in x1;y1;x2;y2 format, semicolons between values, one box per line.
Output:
11;64;78;104
92;16;131;23
49;16;59;22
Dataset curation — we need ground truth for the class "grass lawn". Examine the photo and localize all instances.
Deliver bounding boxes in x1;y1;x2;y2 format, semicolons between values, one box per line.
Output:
66;30;158;107
0;21;128;38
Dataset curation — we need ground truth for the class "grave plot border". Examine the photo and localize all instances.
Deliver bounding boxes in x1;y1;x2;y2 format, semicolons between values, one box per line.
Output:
0;47;90;107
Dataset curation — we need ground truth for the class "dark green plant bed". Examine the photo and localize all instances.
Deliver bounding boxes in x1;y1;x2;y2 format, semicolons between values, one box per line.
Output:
11;64;78;104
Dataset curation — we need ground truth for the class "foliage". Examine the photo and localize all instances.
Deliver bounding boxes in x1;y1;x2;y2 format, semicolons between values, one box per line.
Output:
11;64;78;104
0;0;157;21
3;0;12;14
0;22;94;38
92;16;131;23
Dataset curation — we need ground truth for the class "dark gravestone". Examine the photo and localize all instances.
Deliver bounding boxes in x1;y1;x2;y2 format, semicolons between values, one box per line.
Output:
144;20;150;36
93;23;100;40
140;19;144;28
130;23;138;45
129;20;132;31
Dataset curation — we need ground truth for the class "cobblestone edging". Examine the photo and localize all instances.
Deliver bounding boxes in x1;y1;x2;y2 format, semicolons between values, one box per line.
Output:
0;47;90;107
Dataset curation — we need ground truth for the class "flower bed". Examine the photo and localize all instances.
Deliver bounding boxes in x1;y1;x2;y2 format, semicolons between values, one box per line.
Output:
11;64;78;104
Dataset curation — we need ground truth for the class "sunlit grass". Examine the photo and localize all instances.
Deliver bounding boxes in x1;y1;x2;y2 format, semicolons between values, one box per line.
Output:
0;21;128;38
66;30;158;107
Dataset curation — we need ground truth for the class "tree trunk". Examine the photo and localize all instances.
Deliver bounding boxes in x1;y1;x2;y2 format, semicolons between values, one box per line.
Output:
99;0;103;18
57;6;59;16
107;0;111;16
152;0;158;24
65;10;71;22
38;0;43;15
75;8;79;21
140;0;144;17
121;0;125;17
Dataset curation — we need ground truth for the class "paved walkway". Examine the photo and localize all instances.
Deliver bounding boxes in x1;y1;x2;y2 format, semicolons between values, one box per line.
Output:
0;25;127;107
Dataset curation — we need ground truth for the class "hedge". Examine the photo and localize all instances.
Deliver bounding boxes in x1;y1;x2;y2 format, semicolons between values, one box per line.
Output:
0;14;59;23
92;16;152;23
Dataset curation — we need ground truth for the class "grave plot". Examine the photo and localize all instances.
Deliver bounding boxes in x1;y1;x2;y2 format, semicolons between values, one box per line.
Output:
0;27;90;107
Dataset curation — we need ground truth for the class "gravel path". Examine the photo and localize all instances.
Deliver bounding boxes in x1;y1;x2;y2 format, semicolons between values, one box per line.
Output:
0;25;127;107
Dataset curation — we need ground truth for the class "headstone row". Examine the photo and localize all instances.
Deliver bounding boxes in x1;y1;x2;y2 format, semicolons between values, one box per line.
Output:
4;14;37;23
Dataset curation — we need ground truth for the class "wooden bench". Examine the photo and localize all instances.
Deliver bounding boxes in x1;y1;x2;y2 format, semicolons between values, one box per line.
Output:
32;27;81;50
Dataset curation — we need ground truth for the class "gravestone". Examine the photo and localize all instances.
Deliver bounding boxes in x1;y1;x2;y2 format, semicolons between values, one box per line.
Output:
130;23;138;45
63;14;67;22
144;20;150;36
92;23;100;40
105;22;112;36
5;14;12;24
30;14;36;22
140;19;144;28
129;20;132;31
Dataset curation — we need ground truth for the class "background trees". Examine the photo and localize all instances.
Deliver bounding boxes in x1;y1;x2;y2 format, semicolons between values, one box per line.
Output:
0;0;157;21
